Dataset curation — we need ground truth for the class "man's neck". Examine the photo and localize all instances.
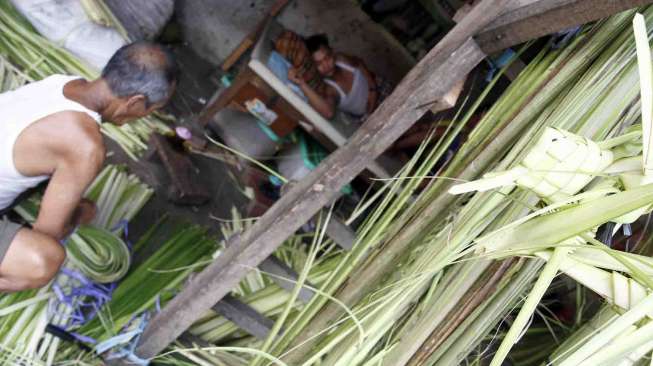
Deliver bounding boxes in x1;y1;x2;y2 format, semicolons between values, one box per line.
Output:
63;78;113;118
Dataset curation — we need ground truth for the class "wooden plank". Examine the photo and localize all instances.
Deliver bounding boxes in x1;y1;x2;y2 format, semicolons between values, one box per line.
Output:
259;256;315;303
428;77;465;113
130;0;507;360
454;3;526;82
281;183;356;251
221;38;255;72
199;68;256;125
223;231;315;302
477;0;653;54
178;332;212;348
503;56;527;81
220;0;290;71
212;294;275;340
325;216;356;251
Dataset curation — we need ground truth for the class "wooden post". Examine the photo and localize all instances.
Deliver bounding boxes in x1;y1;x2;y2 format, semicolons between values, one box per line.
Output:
477;0;653;53
220;0;290;71
259;256;316;303
130;0;510;360
212;295;275;340
149;134;210;205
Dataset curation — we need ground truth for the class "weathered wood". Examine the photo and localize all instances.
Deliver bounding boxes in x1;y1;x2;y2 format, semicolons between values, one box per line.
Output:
427;77;466;113
199;68;256;126
178;332;213;348
454;3;526;82
150;134;210;205
212;295;275;340
220;0;290;71
222;232;315;302
325;216;356;251
259;256;315;303
131;0;506;359
282;183;356;251
503;56;527;81
477;0;653;54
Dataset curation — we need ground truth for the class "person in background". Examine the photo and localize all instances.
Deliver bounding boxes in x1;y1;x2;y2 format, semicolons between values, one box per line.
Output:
288;34;387;120
0;41;178;292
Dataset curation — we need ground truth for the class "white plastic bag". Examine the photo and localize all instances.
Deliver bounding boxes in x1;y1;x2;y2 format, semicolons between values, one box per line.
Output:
10;0;125;71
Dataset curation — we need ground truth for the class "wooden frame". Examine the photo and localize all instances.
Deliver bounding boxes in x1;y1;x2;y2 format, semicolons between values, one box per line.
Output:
110;0;653;363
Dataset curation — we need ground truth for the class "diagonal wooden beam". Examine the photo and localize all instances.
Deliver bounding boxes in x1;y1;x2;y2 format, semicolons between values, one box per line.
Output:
130;0;511;360
212;295;275;340
324;216;356;251
477;0;653;53
259;256;316;303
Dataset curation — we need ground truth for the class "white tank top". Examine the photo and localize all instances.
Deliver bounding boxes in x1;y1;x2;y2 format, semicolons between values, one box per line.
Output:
324;61;369;117
0;75;101;210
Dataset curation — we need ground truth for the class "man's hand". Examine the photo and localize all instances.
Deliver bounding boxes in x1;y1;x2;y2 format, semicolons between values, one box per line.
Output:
62;198;97;239
74;198;97;226
288;67;337;119
288;67;305;85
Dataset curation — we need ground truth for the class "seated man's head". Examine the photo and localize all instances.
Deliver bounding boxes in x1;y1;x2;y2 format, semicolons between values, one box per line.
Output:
306;34;336;78
101;41;178;124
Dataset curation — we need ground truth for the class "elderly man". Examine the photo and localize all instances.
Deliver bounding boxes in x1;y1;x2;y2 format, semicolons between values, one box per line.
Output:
0;41;178;292
288;34;383;120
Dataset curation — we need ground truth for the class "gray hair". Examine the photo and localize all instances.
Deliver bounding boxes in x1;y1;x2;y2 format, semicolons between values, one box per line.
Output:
101;41;178;106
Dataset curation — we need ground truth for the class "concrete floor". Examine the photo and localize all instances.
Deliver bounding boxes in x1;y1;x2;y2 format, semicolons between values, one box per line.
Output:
104;134;249;264
104;44;250;263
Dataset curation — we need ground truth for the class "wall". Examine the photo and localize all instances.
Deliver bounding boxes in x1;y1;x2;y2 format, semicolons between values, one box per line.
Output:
176;0;415;85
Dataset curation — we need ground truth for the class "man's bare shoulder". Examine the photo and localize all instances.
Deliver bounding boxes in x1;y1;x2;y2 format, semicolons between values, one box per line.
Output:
40;111;104;157
49;110;98;129
14;111;104;176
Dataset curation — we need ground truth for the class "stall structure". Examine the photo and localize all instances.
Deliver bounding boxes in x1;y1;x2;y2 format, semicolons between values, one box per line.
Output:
106;0;653;363
200;17;400;178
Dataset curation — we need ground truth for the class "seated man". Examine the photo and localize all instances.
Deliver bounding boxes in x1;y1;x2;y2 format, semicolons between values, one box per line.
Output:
0;41;178;292
287;34;384;120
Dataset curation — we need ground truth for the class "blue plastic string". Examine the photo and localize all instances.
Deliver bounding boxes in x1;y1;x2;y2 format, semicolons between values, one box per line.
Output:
50;268;115;328
485;49;516;82
97;313;151;365
112;219;134;251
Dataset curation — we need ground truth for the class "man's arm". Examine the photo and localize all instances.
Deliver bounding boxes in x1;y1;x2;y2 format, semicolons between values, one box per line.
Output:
288;67;338;119
32;119;104;240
